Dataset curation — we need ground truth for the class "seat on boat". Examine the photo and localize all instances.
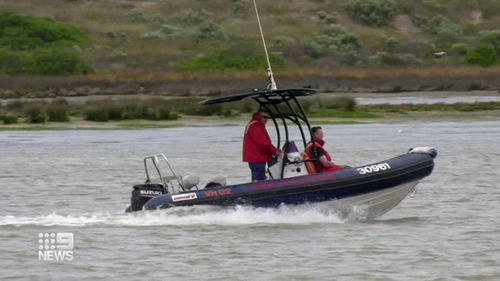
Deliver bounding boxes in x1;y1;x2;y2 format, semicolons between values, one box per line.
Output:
204;176;227;189
179;175;200;190
301;152;317;174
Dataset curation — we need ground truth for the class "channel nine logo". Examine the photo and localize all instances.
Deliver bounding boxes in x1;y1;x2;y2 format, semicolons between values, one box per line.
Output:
38;232;74;262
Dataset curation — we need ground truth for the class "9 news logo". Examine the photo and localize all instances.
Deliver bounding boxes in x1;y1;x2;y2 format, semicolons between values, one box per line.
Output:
38;232;74;262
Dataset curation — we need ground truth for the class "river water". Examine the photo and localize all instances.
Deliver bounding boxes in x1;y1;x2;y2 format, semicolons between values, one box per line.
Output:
0;122;499;280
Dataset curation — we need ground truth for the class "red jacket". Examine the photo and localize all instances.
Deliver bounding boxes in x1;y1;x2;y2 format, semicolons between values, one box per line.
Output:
243;113;278;163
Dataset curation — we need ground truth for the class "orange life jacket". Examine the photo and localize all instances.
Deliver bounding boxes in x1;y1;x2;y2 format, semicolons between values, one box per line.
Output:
305;139;334;172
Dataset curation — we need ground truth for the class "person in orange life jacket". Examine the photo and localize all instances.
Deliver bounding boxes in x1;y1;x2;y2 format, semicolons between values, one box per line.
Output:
305;126;342;173
243;109;282;181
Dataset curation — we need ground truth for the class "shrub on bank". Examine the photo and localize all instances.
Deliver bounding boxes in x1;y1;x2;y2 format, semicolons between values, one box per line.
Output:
478;30;500;55
450;43;468;55
232;0;247;16
317;11;338;24
84;103;112;122
194;22;226;41
3;114;18;124
345;0;399;27
317;96;357;112
369;52;421;66
84;100;123;122
84;99;180;122
158;108;179;120
307;24;361;63
141;25;182;40
24;104;47;123
382;37;399;52
0;111;18;124
0;46;93;76
430;16;463;43
0;12;92;75
0;48;27;74
220;109;240;118
28;49;93;75
466;45;499;67
47;99;70;122
184;103;222;116
5;100;24;112
179;45;286;71
0;11;87;50
176;9;211;26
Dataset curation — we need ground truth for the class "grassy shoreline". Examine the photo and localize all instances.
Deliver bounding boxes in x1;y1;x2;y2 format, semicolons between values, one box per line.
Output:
1;110;499;130
3;97;500;128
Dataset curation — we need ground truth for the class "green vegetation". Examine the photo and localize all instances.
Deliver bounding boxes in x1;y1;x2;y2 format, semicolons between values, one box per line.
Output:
316;96;357;112
318;11;339;25
430;16;463;43
0;111;18;124
2;95;500;128
345;0;399;27
0;96;365;124
180;45;286;71
308;108;377;118
141;24;182;40
177;9;211;25
0;1;499;73
450;43;468;55
194;22;226;41
466;45;499;66
47;98;70;122
305;96;376;118
83;99;179;122
0;11;92;75
307;24;361;64
24;104;47;123
0;11;87;49
478;30;500;55
369;52;421;66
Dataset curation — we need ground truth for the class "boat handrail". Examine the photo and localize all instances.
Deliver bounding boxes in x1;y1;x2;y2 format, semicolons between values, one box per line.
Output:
143;154;186;193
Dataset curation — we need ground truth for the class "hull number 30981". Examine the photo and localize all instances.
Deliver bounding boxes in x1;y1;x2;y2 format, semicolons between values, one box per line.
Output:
357;163;391;175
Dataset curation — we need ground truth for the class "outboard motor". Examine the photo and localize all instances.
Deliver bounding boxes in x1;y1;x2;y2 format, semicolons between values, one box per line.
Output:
130;183;166;211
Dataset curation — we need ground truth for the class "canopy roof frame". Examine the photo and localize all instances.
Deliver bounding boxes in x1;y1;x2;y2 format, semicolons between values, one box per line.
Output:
201;88;317;151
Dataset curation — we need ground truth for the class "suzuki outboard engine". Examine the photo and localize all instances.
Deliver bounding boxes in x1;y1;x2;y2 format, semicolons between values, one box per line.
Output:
129;183;166;211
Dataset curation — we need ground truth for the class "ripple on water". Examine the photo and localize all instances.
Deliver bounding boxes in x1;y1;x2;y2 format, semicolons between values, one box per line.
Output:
1;122;499;280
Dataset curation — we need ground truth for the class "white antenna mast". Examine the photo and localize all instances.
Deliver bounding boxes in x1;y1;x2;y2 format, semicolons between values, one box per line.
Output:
252;0;277;90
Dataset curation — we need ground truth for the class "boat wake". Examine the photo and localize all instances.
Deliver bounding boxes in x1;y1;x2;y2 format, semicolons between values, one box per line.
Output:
0;202;382;227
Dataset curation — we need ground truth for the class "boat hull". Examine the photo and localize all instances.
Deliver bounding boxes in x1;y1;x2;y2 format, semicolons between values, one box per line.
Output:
332;180;419;220
135;152;435;218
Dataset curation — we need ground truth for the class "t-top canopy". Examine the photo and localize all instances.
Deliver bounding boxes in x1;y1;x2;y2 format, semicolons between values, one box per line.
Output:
200;88;317;105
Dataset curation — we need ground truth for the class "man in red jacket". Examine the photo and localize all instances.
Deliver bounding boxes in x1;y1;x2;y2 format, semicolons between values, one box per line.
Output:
243;109;281;181
305;126;342;173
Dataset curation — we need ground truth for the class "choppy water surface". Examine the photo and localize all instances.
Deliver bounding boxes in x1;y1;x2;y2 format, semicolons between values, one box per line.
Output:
1;122;499;280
